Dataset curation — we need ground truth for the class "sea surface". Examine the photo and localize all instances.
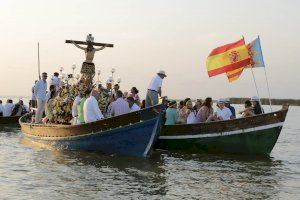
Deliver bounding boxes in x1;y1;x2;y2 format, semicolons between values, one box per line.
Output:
0;104;299;199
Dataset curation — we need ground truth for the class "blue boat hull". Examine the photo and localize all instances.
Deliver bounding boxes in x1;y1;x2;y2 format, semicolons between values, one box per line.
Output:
25;118;160;157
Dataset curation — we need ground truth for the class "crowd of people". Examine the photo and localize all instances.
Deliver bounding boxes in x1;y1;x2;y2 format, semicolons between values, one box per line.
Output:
0;99;28;117
31;71;145;124
165;96;264;125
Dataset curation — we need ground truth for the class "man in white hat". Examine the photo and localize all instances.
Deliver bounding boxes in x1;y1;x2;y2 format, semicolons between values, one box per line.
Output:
216;98;233;121
146;70;167;107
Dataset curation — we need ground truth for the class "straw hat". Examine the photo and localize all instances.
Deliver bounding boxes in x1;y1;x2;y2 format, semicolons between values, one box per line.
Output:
157;70;167;77
250;96;259;101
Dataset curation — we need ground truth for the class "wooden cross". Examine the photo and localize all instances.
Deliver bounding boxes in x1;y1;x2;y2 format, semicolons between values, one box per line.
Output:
65;40;114;48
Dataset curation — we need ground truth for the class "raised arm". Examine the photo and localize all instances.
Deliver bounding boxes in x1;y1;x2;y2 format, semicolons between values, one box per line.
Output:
71;41;86;50
94;45;106;51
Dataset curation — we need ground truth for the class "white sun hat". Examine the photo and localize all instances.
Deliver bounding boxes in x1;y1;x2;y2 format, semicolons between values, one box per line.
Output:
157;70;167;77
250;96;260;101
218;98;226;103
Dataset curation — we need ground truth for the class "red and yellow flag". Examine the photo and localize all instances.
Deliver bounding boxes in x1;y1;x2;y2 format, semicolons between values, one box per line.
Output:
206;38;251;79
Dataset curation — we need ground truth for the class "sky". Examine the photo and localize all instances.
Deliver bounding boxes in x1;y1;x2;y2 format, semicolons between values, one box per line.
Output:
0;0;299;100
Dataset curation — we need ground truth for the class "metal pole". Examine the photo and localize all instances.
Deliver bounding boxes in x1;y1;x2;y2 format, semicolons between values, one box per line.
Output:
38;43;40;77
250;67;263;113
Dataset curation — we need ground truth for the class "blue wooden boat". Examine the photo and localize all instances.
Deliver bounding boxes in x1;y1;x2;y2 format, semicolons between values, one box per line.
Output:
19;105;162;157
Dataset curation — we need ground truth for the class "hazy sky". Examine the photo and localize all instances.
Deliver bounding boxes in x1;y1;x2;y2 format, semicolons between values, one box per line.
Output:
0;0;299;99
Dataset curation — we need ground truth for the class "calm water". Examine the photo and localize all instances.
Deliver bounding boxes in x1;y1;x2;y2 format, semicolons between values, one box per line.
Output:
0;105;299;199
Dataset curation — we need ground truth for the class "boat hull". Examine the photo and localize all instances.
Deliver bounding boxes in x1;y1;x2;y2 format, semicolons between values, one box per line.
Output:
156;107;288;155
20;105;162;157
0;116;20;126
157;123;283;155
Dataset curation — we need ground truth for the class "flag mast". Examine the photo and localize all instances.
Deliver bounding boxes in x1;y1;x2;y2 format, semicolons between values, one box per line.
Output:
258;35;272;112
37;42;41;80
242;36;262;110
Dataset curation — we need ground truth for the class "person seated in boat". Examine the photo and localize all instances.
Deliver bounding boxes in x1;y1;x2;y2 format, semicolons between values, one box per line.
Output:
178;100;188;124
129;87;141;106
186;100;197;124
83;90;104;123
216;99;233;121
225;98;236;118
3;99;14;117
177;100;184;112
72;92;82;125
105;95;115;118
46;85;56;102
111;90;130;116
126;97;140;112
104;79;113;96
77;90;90;124
195;97;215;123
11;100;28;116
140;99;146;109
0;100;3;116
112;84;120;99
165;100;179;125
193;99;202;113
250;96;264;115
239;100;254;117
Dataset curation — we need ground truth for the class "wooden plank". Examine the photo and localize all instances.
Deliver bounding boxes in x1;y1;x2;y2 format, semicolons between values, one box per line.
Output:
65;40;114;47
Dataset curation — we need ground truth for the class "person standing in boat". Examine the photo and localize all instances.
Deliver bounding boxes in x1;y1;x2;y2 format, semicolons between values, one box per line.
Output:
84;90;104;123
250;96;264;115
72;92;82;125
0;100;3;116
130;87;141;106
50;72;61;92
146;70;167;107
34;72;48;123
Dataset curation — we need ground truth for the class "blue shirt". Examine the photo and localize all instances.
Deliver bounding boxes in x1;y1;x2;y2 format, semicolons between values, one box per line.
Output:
165;107;178;125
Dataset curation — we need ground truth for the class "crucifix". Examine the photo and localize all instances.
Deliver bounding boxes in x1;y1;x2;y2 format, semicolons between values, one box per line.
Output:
66;34;114;85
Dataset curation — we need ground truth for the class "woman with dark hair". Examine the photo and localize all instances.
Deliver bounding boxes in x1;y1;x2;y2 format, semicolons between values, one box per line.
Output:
195;97;215;123
239;100;254;117
130;87;140;106
43;90;57;123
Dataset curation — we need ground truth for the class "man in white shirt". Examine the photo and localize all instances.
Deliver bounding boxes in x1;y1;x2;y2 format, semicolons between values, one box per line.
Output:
0;100;3;116
50;72;61;92
127;97;140;112
3;99;14;117
34;72;48;123
84;90;104;123
111;90;130;116
216;99;233;121
72;93;82;125
146;70;167;107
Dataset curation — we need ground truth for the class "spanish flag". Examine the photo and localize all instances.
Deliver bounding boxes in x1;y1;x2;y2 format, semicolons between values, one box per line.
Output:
206;38;251;79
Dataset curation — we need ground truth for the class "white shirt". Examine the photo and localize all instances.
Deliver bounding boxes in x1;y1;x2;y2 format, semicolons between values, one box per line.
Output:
34;80;47;101
3;103;14;116
50;76;60;91
0;104;3;113
216;107;232;120
130;103;140;112
111;98;130;116
187;111;196;124
72;96;81;117
148;75;163;92
83;96;104;123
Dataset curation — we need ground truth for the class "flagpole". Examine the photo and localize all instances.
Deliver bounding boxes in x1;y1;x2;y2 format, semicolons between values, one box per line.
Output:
243;35;263;113
258;35;272;112
37;42;41;80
